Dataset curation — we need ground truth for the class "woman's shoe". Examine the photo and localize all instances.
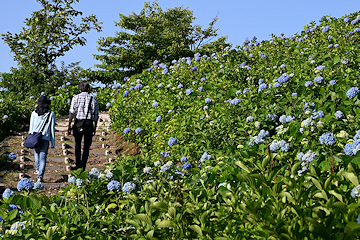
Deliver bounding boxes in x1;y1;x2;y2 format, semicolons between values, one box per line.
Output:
34;170;39;174
37;177;43;183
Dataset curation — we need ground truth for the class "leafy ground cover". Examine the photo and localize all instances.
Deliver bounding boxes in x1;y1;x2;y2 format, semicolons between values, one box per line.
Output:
2;12;360;239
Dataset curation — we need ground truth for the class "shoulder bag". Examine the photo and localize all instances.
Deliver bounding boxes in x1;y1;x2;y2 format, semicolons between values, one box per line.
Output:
23;111;52;149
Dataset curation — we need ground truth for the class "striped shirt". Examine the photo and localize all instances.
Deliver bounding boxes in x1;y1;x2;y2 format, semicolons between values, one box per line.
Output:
69;92;99;121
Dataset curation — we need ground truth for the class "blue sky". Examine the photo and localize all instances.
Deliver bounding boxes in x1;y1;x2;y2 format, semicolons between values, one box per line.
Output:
0;0;358;73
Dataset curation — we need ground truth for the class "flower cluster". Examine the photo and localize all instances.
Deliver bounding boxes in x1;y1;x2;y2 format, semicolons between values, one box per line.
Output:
107;180;121;191
269;139;290;152
168;137;178;146
346;87;359;99
200;152;212;163
160;161;174;172
2;188;15;199
17;178;34;192
297;150;316;176
335;110;344;119
122;182;136;194
8;152;17;160
319;132;336;145
279;115;294;123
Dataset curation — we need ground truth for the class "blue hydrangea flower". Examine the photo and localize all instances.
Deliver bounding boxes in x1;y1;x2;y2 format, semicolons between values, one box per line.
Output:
190;66;197;71
240;62;246;68
8;152;16;160
2;188;15;199
312;110;324;119
107;180;121;191
152;102;159;107
342;58;349;64
314;77;324;83
67;99;71;104
328;44;333;48
143;167;152;174
154;133;158;137
268;113;278;121
177;84;183;89
229;98;240;105
316;65;325;71
200;77;206;82
106;102;111;107
49;96;54;100
329;80;337;86
186;88;194;95
243;47;248;51
273;82;280;88
335;110;344;119
17;178;34;192
344;17;351;23
3;115;8;119
68;176;76;184
351;185;360;198
203;106;209;110
156;116;162;123
180;156;188;162
153;60;159;65
258;79;264;85
122;182;136;194
346;87;359;99
258;83;268;92
41;92;45;95
135;127;143;134
168;137;178;146
278;75;289;83
291;92;297;97
355;28;360;33
198;86;203;92
205;98;212;103
76;178;84;187
200;152;212;163
305;81;313;87
319;132;336;145
246;116;254;122
123;127;130;134
182;162;191;170
280;64;286;68
123;90;129;97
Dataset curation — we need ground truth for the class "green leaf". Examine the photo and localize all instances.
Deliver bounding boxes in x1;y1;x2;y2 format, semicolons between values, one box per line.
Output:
343;172;359;186
134;214;152;226
189;224;203;236
310;177;323;190
334;56;340;64
105;203;117;214
46;226;57;240
235;161;250;173
157;220;175;228
328;190;343;202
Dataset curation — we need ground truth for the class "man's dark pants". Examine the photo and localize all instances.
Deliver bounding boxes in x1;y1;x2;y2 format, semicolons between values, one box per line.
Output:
73;119;93;171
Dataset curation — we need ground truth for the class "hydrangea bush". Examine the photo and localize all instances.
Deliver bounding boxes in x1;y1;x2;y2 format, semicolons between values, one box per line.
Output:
2;11;360;239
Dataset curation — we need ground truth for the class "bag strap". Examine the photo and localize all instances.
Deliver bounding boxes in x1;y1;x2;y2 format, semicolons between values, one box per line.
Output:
39;111;52;133
84;96;92;120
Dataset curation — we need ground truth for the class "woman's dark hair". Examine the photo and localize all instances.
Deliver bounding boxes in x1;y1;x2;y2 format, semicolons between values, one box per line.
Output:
78;82;90;92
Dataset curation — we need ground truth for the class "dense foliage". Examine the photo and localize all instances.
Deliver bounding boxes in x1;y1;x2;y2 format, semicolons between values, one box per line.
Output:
0;0;102;94
2;11;360;240
92;1;227;83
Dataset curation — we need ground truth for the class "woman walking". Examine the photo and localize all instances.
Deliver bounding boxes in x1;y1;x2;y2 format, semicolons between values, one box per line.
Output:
29;96;55;182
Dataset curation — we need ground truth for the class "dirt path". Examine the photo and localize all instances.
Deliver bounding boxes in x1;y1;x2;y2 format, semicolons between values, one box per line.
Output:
0;112;139;196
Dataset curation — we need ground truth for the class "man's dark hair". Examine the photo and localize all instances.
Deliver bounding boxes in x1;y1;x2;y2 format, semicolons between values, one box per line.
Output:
78;82;90;92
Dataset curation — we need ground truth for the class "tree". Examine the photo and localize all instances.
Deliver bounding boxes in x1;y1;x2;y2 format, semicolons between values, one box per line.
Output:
1;0;102;75
93;1;222;79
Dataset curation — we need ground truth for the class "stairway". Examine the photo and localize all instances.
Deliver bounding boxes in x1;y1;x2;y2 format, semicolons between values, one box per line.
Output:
0;112;139;195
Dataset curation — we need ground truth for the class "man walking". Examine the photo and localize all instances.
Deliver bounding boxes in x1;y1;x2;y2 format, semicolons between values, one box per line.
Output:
68;82;99;171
